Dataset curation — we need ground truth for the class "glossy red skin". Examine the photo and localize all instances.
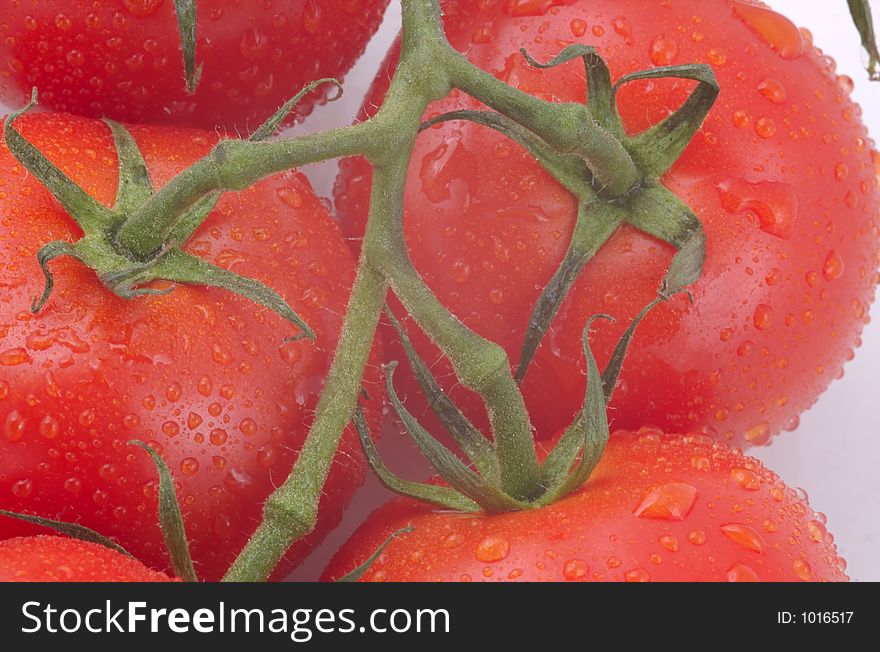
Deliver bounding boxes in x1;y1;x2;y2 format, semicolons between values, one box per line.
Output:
323;430;848;582
335;0;880;446
0;113;384;581
0;0;389;132
0;535;176;581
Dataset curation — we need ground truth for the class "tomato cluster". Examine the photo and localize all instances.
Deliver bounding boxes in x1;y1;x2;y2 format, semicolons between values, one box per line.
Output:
0;0;874;582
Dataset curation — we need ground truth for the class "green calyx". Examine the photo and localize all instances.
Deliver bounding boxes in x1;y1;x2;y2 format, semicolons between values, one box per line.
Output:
5;88;324;340
359;294;674;514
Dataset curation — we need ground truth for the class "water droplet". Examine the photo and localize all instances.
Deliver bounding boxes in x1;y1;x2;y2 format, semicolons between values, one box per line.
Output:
187;412;203;429
165;381;182;402
612;17;633;44
757;78;786;104
732;1;804;59
753;304;773;330
659;535;680;552
732;109;751;129
78;409;95;427
806;520;827;543
442;533;465;549
4;411;25;442
650;35;679;66
691;455;711;472
834;162;849;181
11;479;33;498
38;415;59;440
162;421;180;437
122;0;163;17
475;535;510;563
0;348;30;366
449;260;471;283
501;0;567;17
727;563;760;582
570;18;588;37
823;250;844;281
257;444;278;468
731;468;761;491
63;477;82;496
562;559;589;581
624;568;651;582
210;428;228;446
197;376;213;397
687;530;707;545
793;559;812;581
180;457;200;476
745;422;770;445
717;178;798;239
721;523;766;552
633;483;698;521
755;116;777;138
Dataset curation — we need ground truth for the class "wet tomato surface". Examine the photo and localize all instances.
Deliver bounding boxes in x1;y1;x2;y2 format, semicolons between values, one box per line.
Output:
0;112;384;581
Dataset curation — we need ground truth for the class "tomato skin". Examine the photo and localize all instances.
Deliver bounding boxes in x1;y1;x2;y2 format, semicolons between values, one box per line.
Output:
0;113;384;581
323;430;848;582
0;0;390;132
0;536;176;582
335;0;880;446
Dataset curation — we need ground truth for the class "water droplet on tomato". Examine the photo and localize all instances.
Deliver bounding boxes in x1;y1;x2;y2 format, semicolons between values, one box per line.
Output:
180;457;200;476
11;479;33;498
659;535;680;552
732;1;804;59
4;411;25;442
806;520;827;543
727;563;760;582
38;415;60;440
0;348;30;366
121;0;163;17
823;250;844;281
562;559;589;581
570;18;588;37
717;178;798;239
78;409;95;427
624;568;651;582
612;17;633;44
721;523;766;552
793;559;812;580
757;78;786;104
650;35;679;66
502;0;573;17
755;116;777;138
210;429;228;446
633;483;698;521
753;304;773;330
475;535;510;562
687;530;707;545
731;468;761;491
745;422;770;445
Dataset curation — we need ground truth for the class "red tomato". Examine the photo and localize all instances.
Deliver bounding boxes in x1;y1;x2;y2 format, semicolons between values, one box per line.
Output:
323;430;849;582
335;0;880;446
0;112;384;581
0;535;176;582
0;0;390;131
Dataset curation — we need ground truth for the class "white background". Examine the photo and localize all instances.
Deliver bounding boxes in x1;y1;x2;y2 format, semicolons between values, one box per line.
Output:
288;1;880;582
1;1;876;581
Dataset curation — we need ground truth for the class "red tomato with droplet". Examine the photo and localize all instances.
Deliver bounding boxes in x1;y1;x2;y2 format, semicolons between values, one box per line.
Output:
335;0;880;446
0;112;384;581
0;536;176;581
323;431;848;582
0;0;389;131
